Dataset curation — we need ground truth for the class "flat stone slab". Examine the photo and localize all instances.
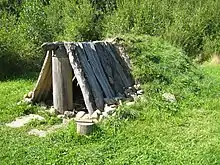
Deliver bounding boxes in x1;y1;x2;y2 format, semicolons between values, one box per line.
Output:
6;114;45;128
28;123;69;137
28;129;47;137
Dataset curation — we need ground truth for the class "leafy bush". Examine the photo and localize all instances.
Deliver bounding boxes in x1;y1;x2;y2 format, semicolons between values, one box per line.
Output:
104;0;220;58
1;0;220;78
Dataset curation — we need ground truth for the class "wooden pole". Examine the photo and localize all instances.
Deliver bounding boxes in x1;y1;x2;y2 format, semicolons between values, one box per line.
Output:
52;45;73;114
64;43;95;115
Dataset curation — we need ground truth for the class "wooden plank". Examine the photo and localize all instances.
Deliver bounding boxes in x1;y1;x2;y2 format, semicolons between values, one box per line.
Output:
32;50;52;102
64;43;96;114
94;43;124;96
83;42;115;98
98;42;126;95
109;43;134;85
41;63;52;101
104;42;133;88
94;43;114;84
76;43;104;111
52;46;73;114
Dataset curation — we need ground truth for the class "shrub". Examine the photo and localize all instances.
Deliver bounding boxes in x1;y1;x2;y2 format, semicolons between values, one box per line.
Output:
103;0;220;58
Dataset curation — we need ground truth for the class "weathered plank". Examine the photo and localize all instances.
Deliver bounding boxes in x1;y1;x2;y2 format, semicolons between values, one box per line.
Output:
104;42;133;87
76;43;104;111
98;43;126;95
32;50;52;102
52;45;73;114
94;43;124;96
83;42;115;98
64;43;96;114
109;43;134;85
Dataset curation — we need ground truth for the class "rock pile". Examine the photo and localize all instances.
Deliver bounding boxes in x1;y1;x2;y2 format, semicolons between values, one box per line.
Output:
56;84;144;123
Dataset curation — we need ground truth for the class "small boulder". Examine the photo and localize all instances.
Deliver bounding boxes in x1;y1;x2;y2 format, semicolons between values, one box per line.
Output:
82;114;90;120
95;109;102;115
57;115;65;119
47;107;56;114
24;98;32;104
28;129;47;137
137;90;144;95
162;93;176;103
75;111;86;119
104;105;116;115
91;111;99;119
102;112;109;118
64;111;75;118
134;84;141;90
92;119;99;123
99;115;104;122
62;118;72;125
126;102;135;106
27;91;33;98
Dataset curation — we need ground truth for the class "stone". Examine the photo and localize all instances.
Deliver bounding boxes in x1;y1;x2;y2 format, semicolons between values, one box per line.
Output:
57;115;65;119
104;105;116;115
64;111;75;118
28;129;47;137
126;102;135;106
137;90;144;95
27;91;33;98
99;115;104;122
47;107;56;114
62;118;72;125
47;124;65;132
131;94;138;100
125;87;136;97
92;119;99;123
162;93;176;103
102;112;109;118
134;84;141;90
75;111;86;119
6;114;45;128
24;98;32;104
95;109;102;115
91;111;99;119
82;114;90;120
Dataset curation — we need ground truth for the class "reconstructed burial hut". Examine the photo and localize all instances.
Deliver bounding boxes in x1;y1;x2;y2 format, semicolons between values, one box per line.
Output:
27;41;134;115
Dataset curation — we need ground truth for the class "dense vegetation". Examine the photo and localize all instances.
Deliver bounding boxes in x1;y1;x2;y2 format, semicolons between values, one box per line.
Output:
1;0;220;78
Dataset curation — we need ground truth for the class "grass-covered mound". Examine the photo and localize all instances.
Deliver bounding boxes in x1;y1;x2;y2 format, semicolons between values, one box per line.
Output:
115;35;204;113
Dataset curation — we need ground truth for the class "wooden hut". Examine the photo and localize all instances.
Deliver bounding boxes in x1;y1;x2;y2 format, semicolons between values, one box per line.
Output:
26;41;134;115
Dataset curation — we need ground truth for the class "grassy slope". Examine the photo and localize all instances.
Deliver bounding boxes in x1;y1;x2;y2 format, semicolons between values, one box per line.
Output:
0;36;220;164
0;66;219;165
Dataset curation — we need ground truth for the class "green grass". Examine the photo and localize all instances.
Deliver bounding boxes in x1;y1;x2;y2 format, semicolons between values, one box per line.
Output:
0;36;220;164
0;66;219;164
